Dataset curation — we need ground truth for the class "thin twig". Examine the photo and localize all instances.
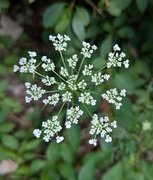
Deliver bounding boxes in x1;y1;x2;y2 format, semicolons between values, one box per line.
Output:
85;0;104;17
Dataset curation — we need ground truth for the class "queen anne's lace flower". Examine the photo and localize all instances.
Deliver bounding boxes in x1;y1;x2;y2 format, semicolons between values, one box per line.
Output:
81;41;97;58
107;44;129;68
13;54;37;73
78;92;96;106
41;56;55;71
33;116;64;143
14;34;129;145
43;93;60;106
25;83;46;103
42;76;56;86
82;64;93;76
91;73;110;85
67;54;78;69
49;34;70;51
65;106;83;128
89;114;117;144
102;88;126;109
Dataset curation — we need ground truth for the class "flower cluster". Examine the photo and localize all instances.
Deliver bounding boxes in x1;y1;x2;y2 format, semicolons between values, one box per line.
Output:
13;34;129;145
89;114;117;146
107;44;129;68
102;88;126;109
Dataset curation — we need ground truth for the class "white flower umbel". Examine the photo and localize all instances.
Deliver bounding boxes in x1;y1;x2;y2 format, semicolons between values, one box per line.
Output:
49;34;70;51
33;116;64;143
25;83;46;103
65;106;83;128
42;76;56;86
13;53;37;73
89;114;117;144
91;73;110;85
43;93;60;106
67;54;78;69
107;44;129;68
102;88;126;109
14;34;129;145
41;56;55;71
78;92;96;106
81;41;97;58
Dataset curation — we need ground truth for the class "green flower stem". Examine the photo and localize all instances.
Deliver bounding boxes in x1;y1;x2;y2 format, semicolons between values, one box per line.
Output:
82;103;93;117
72;91;75;107
78;64;107;83
58;102;66;116
35;71;45;78
95;64;107;74
77;56;85;78
59;51;67;72
79;89;100;95
45;89;65;94
52;70;67;83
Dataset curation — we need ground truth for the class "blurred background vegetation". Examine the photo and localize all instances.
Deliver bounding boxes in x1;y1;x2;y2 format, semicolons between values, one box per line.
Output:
0;0;153;179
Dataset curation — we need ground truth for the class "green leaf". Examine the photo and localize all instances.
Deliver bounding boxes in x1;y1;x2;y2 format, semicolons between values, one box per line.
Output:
78;159;94;180
46;141;61;161
2;97;21;113
19;139;41;152
92;57;106;69
0;123;15;133
1;134;19;150
115;97;134;129
116;26;135;39
59;163;76;180
28;0;36;4
72;14;85;41
113;73;136;94
76;7;90;26
107;1;122;16
107;0;132;16
0;80;9;91
0;0;10;9
30;159;46;173
55;9;70;33
61;143;75;164
100;37;112;57
102;160;123;180
0;147;9;160
136;0;148;14
67;125;81;149
43;2;65;28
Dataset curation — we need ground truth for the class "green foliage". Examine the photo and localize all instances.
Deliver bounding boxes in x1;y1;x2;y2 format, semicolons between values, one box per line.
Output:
43;2;66;28
1;0;153;179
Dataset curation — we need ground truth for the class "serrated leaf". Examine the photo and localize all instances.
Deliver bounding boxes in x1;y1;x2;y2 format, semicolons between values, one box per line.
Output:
43;3;65;28
72;15;85;41
136;0;148;14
